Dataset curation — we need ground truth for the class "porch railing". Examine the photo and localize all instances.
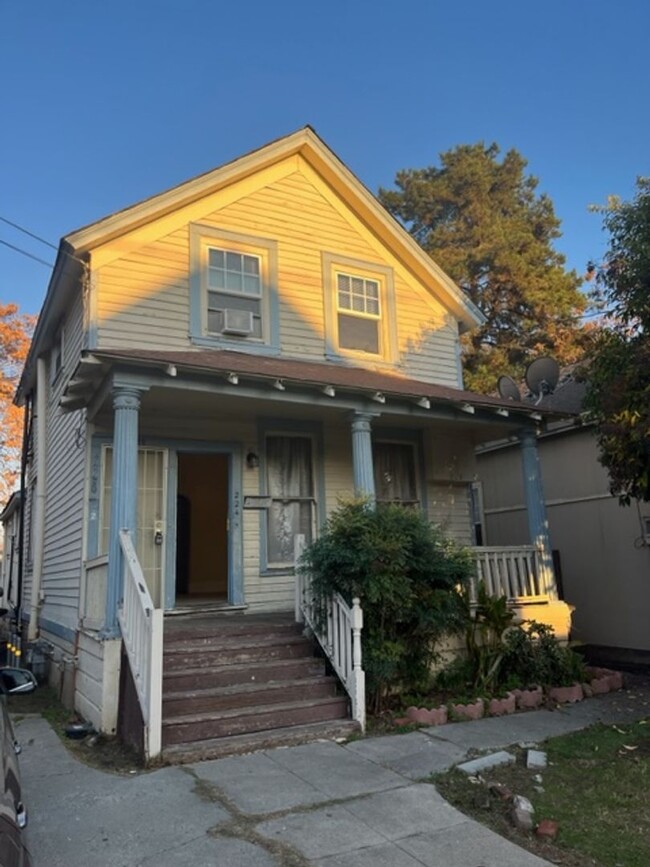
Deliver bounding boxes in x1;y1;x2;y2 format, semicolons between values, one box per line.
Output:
294;535;366;731
117;529;163;761
470;545;548;603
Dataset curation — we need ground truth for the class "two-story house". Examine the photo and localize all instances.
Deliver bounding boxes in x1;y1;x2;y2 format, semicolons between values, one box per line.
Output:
16;128;571;761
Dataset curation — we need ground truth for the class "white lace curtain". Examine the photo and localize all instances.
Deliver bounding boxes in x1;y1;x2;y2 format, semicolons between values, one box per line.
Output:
266;436;314;564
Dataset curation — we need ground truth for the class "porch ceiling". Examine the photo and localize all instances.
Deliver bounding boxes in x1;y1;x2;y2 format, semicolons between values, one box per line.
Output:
62;348;570;441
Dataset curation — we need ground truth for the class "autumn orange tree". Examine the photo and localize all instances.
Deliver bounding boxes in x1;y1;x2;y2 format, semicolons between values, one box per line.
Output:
0;304;35;506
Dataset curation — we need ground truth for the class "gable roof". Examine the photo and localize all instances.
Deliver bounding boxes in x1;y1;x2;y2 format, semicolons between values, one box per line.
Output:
66;126;483;331
19;127;484;403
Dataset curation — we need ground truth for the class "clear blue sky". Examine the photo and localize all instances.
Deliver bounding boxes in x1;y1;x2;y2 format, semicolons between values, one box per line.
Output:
2;0;648;316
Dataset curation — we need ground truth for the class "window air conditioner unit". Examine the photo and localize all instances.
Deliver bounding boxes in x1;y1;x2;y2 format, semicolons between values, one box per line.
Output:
222;309;254;336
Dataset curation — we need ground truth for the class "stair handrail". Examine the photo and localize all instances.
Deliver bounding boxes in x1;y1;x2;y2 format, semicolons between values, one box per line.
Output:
117;528;163;761
294;535;366;731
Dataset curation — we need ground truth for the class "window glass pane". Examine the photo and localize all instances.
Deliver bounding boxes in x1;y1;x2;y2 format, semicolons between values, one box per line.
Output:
243;255;259;275
225;251;241;271
225;271;242;292
337;274;350;292
367;299;380;316
207;310;222;333
208;268;225;289
209;249;224;268
267;502;312;564
243;274;261;295
338;313;379;354
374;443;417;503
366;280;379;300
266;436;314;564
352;295;365;313
210;293;261;315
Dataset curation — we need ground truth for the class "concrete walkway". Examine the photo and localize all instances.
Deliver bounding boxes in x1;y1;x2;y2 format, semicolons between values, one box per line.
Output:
18;682;650;866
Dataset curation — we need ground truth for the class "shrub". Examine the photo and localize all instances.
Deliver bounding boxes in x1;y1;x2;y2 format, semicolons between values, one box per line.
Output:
501;621;587;688
299;499;473;713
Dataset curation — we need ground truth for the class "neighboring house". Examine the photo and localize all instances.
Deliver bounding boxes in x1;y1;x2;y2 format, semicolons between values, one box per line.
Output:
16;127;571;759
0;492;21;611
477;373;650;669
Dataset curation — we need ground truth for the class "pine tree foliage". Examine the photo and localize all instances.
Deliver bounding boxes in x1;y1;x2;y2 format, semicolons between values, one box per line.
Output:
379;143;588;392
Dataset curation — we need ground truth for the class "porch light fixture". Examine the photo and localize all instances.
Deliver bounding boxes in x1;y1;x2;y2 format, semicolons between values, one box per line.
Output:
322;385;336;398
494;407;509;417
273;379;286;391
458;403;475;414
371;392;386;404
227;372;239;385
166;364;177;377
416;397;431;409
246;451;260;469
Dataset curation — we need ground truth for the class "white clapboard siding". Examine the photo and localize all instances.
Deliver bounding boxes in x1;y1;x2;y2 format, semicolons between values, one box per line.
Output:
40;289;87;632
96;168;461;387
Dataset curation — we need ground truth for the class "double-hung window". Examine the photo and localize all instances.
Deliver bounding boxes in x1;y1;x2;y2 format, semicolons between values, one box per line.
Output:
374;442;419;506
190;225;278;349
266;435;315;567
206;248;263;339
322;253;398;363
336;272;381;354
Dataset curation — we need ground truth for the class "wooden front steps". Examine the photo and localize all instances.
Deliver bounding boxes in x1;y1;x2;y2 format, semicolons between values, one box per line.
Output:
161;612;357;762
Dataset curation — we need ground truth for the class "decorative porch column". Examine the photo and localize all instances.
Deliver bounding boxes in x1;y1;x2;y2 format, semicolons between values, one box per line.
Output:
104;387;143;636
350;412;378;506
519;428;557;599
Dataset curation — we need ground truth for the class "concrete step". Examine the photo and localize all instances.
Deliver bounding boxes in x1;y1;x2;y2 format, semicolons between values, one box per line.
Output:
163;656;327;691
163;676;339;718
161;719;360;763
161;696;350;746
163;634;314;670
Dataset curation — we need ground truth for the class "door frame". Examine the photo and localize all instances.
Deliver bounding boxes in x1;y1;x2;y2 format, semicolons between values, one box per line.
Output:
161;440;244;610
87;435;244;612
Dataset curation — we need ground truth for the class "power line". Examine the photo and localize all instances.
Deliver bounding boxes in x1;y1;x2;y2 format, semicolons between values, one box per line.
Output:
0;216;58;251
0;238;53;268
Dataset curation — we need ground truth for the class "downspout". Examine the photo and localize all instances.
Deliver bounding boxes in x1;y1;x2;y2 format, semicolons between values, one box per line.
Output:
16;395;32;646
28;357;47;640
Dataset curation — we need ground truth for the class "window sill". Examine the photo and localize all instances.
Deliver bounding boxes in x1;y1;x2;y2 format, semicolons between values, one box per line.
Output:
260;567;295;577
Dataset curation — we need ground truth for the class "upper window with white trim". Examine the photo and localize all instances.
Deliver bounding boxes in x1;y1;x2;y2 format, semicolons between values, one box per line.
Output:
190;225;278;350
322;252;398;363
336;272;381;354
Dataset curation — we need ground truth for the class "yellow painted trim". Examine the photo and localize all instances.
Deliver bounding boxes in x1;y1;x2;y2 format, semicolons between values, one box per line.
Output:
91;157;299;269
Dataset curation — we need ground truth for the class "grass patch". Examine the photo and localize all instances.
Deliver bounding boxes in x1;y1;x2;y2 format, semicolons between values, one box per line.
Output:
9;687;143;775
435;718;650;867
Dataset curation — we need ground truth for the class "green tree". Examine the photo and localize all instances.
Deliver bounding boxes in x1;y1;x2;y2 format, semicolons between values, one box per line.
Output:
583;178;650;502
379;143;588;392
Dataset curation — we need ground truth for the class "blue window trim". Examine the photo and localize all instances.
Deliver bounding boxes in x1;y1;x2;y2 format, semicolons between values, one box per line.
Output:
257;418;325;575
189;224;280;354
88;435;244;610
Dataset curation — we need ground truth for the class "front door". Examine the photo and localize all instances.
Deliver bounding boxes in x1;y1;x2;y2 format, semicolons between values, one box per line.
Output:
174;452;229;605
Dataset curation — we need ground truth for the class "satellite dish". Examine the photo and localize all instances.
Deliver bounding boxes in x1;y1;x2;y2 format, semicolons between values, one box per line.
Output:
497;375;521;402
525;356;560;401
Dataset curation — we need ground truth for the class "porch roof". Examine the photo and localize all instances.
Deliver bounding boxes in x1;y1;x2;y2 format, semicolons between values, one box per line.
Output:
80;348;566;423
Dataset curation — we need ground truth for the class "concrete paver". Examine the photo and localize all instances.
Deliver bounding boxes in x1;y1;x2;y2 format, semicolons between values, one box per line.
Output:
193;750;328;813
343;730;467;778
16;681;650;867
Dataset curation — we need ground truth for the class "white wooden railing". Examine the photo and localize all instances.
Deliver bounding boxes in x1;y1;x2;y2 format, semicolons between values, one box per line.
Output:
470;545;548;603
294;536;366;731
117;529;163;761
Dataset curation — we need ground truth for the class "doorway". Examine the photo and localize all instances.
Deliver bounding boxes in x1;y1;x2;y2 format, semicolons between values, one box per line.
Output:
175;452;229;605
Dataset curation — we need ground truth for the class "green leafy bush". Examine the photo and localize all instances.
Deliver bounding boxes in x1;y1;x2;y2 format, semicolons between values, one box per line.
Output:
299;499;472;713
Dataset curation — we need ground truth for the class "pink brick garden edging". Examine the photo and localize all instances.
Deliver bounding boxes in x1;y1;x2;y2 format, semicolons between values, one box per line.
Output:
394;668;624;729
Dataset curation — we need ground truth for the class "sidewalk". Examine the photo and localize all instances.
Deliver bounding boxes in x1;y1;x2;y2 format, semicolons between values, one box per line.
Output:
18;681;650;866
